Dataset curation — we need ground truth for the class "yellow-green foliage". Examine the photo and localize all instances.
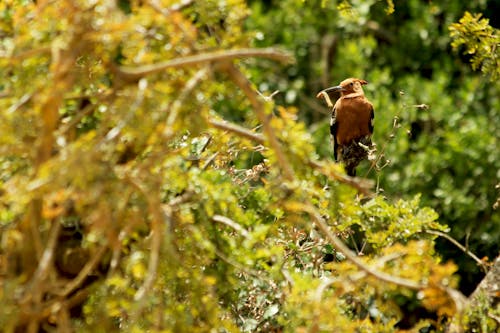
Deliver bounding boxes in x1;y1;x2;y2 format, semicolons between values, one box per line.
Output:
450;12;500;80
0;0;494;332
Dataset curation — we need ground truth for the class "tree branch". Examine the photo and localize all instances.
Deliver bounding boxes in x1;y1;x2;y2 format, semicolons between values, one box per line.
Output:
209;119;265;144
212;214;250;238
308;160;374;195
222;63;296;181
301;203;425;290
425;230;488;273
164;67;210;137
114;48;294;83
55;244;108;297
209;118;373;194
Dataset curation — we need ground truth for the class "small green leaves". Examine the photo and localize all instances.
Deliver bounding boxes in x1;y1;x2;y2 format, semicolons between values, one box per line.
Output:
450;12;500;80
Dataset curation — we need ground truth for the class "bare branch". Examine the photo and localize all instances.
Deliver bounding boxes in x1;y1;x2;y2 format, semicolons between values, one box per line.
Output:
301;203;425;290
212;214;250;238
285;201;426;290
293;203;468;314
134;205;162;302
223;63;296;181
209;119;265;144
308;160;374;195
22;219;62;333
210;118;373;194
114;48;294;83
7;93;33;113
164;67;210;137
58;100;96;135
55;245;108;297
7;46;51;63
147;0;194;16
426;230;488;273
134;188;192;303
30;221;62;288
257;89;280;102
214;248;262;278
469;254;499;305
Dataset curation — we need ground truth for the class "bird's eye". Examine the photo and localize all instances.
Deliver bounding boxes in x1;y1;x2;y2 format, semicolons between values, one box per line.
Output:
350;82;354;86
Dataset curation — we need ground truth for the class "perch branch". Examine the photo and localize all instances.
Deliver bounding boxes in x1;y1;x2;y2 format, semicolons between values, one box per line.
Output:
210;118;373;194
308;160;374;195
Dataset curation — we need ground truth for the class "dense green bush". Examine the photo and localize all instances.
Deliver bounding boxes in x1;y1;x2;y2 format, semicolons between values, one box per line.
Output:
246;0;499;295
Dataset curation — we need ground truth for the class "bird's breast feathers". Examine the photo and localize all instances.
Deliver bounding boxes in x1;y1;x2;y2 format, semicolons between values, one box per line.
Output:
334;97;373;145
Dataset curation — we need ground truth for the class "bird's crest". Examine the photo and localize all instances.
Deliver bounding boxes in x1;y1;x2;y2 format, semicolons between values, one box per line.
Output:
341;78;368;86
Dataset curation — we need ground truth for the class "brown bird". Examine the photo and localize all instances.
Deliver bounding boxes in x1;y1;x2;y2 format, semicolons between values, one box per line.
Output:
317;78;374;176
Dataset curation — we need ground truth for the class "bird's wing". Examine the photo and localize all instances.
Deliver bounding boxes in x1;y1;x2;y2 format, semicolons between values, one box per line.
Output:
330;105;338;161
368;104;374;134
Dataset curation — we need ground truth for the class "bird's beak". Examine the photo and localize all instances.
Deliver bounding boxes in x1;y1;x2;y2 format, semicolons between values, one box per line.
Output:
316;85;344;98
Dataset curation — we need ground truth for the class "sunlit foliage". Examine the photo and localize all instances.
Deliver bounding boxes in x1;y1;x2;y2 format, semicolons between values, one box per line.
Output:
0;0;497;332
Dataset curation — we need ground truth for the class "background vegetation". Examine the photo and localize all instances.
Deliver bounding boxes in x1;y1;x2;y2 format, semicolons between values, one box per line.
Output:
0;0;498;332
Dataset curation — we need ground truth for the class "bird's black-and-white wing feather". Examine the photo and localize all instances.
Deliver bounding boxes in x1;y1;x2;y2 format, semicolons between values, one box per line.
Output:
330;106;338;161
369;105;375;134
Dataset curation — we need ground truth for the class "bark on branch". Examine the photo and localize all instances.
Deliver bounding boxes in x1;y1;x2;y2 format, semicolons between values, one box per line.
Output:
113;48;294;83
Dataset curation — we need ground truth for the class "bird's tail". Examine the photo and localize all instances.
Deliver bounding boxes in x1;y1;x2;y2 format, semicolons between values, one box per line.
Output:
340;136;372;177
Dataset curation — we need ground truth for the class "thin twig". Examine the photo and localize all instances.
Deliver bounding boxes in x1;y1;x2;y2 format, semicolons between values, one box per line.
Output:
280;264;295;289
7;93;33;113
147;0;194;16
214;248;262;278
425;230;488;273
8;47;51;63
308;160;374;195
134;188;192;303
23;219;62;333
300;93;330;115
209;119;265;144
201;152;219;171
107;188;135;277
30;220;62;290
132;187;164;303
134;205;162;301
55;244;108;297
257;89;280;102
314;277;338;302
164;67;210;137
297;203;425;290
56;303;72;333
58;100;96;135
212;214;250;238
223;63;295;181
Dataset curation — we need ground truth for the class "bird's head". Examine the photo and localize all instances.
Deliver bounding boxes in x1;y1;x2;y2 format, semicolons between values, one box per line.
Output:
317;78;368;98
